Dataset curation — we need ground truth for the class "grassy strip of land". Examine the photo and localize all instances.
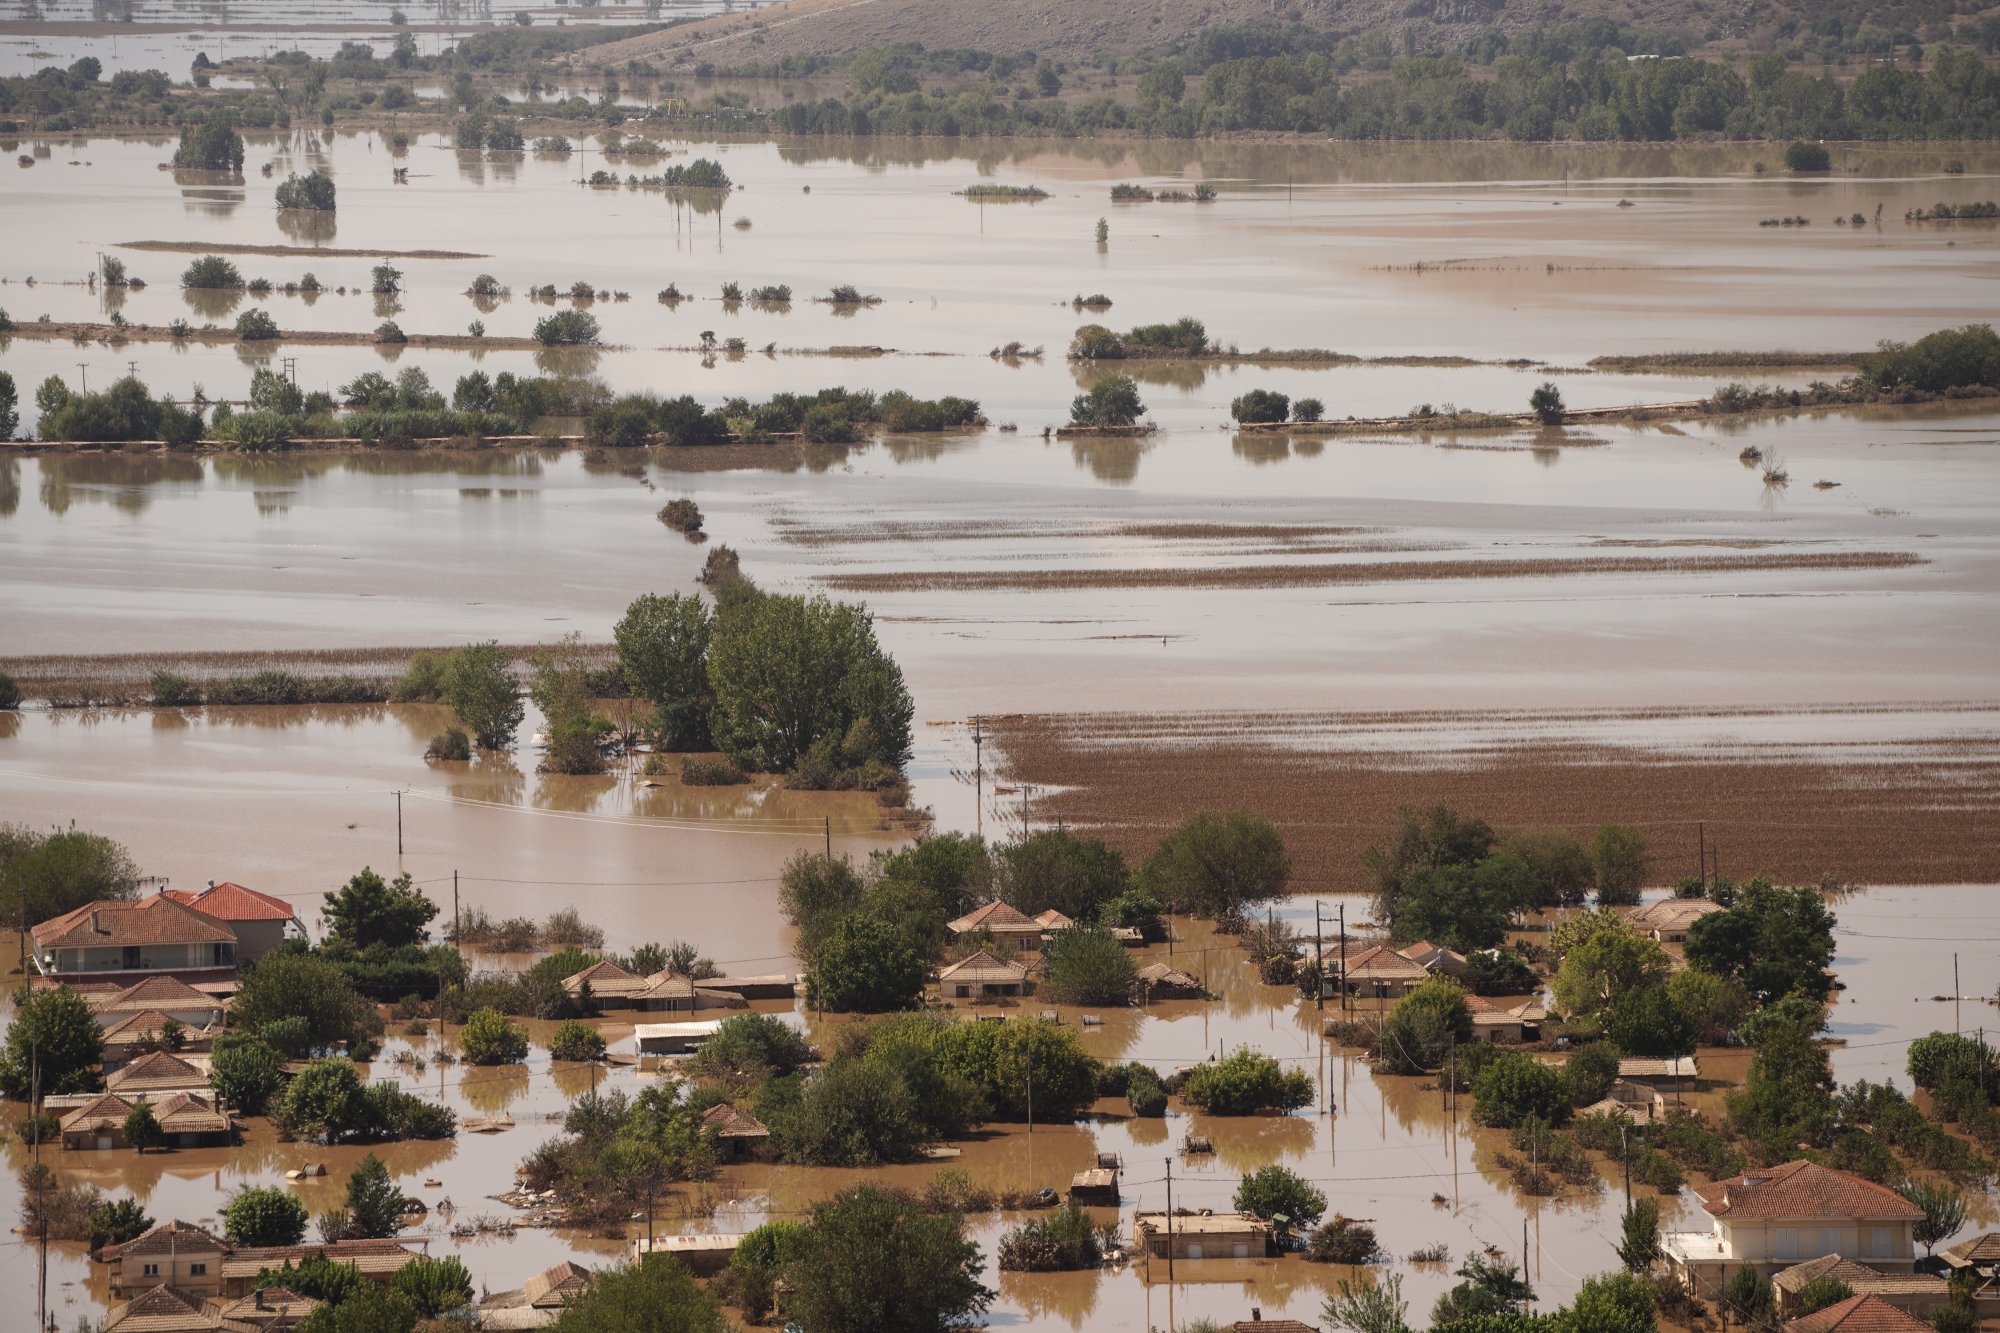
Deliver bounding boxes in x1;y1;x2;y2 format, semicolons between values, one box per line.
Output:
4;320;554;351
822;551;1924;594
1587;351;1871;372
119;240;488;259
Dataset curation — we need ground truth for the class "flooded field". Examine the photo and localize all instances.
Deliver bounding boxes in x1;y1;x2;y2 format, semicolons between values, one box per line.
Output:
4;130;2000;1330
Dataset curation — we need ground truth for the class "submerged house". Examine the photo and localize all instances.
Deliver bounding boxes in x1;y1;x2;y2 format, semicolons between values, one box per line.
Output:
937;949;1030;1000
1662;1161;1923;1298
1397;940;1469;976
1136;962;1204;999
559;959;747;1014
945;900;1046;953
32;894;238;989
1627;896;1725;943
1781;1294;1933;1332
1324;944;1428;1000
60;1091;232;1150
92;975;229;1030
163;882;304;963
479;1261;594;1329
1131;1212;1276;1263
1465;994;1545;1044
700;1102;771;1160
1772;1255;1949;1320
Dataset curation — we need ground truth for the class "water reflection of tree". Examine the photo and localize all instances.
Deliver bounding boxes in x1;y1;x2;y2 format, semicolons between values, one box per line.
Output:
459;1061;534;1114
1233;432;1293;466
877;431;981;466
183;285;245;319
999;1268;1101;1329
1207;1114;1316;1172
0;457;18;517
453;754;526;808
1069;437;1149;485
277;209;337;246
36;452;203;515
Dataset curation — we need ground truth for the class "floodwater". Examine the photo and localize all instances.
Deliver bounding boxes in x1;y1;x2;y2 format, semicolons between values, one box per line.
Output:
4;131;2000;1329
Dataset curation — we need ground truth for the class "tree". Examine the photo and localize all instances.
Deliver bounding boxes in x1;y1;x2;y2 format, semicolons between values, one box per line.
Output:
1562;1271;1655;1333
296;1284;418;1333
547;1253;728;1333
1390;853;1537;951
388;1254;473;1317
1793;1275;1854;1316
458;1007;529;1064
1908;1032;1995;1090
173;113;246;170
1900;1177;1966;1256
533;310;601;345
1502;829;1594;908
1667;970;1751;1046
275;1058;364;1142
1617;1197;1660;1272
342;1153;406;1239
1234;1164;1327;1229
1785;141;1832;171
547;1020;606;1062
1038;924;1137;1004
231;950;378;1054
995;830;1130;921
1551;921;1670;1022
0;371;15;439
235;310;280;341
1231;389;1290;423
1728;1015;1834;1153
707;593;913;776
86;1197;152;1251
1605;986;1696;1060
275;169;337;211
1069;375;1144;426
1684;878;1837;1006
615;593;714;750
1471;1051;1569;1128
1137;811;1291;919
688;1013;813;1085
778;852;866;961
0;823;141;926
323;867;436;949
1589;825;1649;905
0;985;104;1099
1563;1040;1622;1106
806;915;925;1013
1379;976;1473;1074
1434;1254;1535;1324
441;641;522;749
224;1186;309;1246
1529;382;1566;425
122;1098;165;1153
782;1185;992;1333
1324;1272;1411;1333
766;1058;929;1165
1180;1046;1313;1114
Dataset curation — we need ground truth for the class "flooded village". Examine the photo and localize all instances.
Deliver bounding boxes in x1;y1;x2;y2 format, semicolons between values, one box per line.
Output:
4;1;2000;1331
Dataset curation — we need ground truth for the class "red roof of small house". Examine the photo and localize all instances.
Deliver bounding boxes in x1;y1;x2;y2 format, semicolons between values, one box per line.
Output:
937;949;1030;985
1697;1161;1924;1222
1033;909;1075;929
522;1261;593;1308
60;1091;137;1134
217;1287;321;1323
560;959;646;998
947;900;1040;934
700;1102;770;1139
1783;1294;1932;1332
34;896;236;951
107;1051;209;1094
165;882;296;923
104;1283;254;1333
1333;944;1429;979
91;976;227;1016
1235;1321;1322;1333
106;1220;226;1261
1942;1232;2000;1266
152;1092;231;1134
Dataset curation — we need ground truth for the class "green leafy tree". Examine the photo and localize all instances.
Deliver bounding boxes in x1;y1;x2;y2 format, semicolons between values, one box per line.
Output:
1390;852;1538;951
707;593;914;775
1785;141;1832;171
122;1098;165;1153
1561;1271;1655;1333
1684;878;1837;1005
778;852;866;962
1793;1275;1854;1316
1136;811;1291;919
1501;829;1594;908
1471;1050;1569;1128
257;1254;368;1305
388;1254;473;1317
1551;921;1671;1022
441;640;523;750
1605;985;1696;1059
806;915;926;1013
1908;1032;1995;1090
86;1197;152;1251
1529;382;1566;425
1728;1015;1834;1154
0;372;16;440
0;985;104;1098
782;1185;993;1333
995;830;1130;921
231;950;379;1054
1234;1164;1327;1229
173;112;246;170
1564;1040;1622;1106
275;1058;364;1142
224;1186;309;1246
1433;1253;1535;1323
1230;388;1290;424
1666;970;1752;1046
323;867;436;949
1069;375;1143;426
689;1013;814;1085
1379;976;1473;1074
1617;1197;1660;1272
1899;1177;1967;1256
766;1057;929;1165
1038;924;1138;1005
1589;824;1649;905
274;169;337;211
341;1153;406;1239
547;1020;606;1062
458;1007;529;1064
1324;1271;1411;1333
0;823;141;927
296;1284;418;1333
547;1253;728;1332
1181;1046;1312;1114
614;592;714;750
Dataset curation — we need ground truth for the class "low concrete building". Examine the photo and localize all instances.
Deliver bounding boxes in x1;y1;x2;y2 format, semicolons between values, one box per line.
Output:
561;960;748;1014
1772;1255;1950;1320
946;900;1046;952
1136;962;1204;999
1627;896;1725;943
1663;1161;1923;1298
61;1091;232;1150
32;894;237;988
164;882;303;964
1782;1293;1932;1332
634;1019;725;1055
1069;1168;1120;1205
700;1102;771;1160
630;1234;740;1275
1619;1056;1699;1089
937;949;1031;1000
1132;1212;1275;1262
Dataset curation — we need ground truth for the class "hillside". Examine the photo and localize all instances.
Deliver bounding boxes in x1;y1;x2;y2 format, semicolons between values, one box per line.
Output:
573;0;1998;72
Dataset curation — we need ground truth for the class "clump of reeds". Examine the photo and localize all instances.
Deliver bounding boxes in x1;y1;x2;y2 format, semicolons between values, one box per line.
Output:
659;497;705;538
681;755;749;786
958;184;1048;201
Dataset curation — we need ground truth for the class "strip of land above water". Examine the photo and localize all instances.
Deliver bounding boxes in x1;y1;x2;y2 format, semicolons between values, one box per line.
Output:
992;706;2000;892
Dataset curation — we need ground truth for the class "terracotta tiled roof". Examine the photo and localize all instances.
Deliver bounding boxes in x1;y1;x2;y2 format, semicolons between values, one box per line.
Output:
1942;1232;2000;1265
1697;1161;1924;1222
170;883;295;924
947;900;1040;933
638;970;696;1002
61;1091;137;1133
153;1092;231;1134
108;1051;210;1093
108;1221;226;1261
1033;909;1075;929
937;949;1029;984
1136;962;1201;990
700;1102;770;1139
560;959;645;998
218;1239;422;1280
91;976;228;1015
522;1261;593;1307
1332;944;1429;979
1235;1321;1321;1333
216;1288;320;1322
1619;1056;1699;1079
1628;897;1725;930
34;896;236;950
101;1009;216;1048
1773;1256;1947;1297
1783;1294;1932;1332
104;1284;254;1333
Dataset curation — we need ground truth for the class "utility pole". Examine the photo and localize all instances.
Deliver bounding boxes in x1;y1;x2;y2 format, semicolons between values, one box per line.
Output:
34;1042;47;1331
1020;784;1032;835
452;870;461;960
77;362;89;395
1697;821;1706;892
1163;1157;1175;1284
1521;1218;1529;1309
1622;1123;1631;1208
1313;901;1324;1011
972;717;983;840
395;789;405;856
823;816;831;861
1338;904;1348;1014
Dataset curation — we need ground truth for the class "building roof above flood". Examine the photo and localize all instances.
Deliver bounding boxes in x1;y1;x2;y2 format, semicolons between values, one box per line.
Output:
34;895;236;950
1132;1211;1272;1235
1782;1293;1932;1332
948;900;1041;934
1697;1161;1923;1222
937;949;1030;984
164;882;297;923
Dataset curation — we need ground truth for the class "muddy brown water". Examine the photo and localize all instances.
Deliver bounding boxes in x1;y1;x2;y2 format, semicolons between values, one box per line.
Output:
4;132;2000;1328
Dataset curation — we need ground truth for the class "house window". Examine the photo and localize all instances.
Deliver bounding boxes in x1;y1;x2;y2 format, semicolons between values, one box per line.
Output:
1775;1229;1799;1260
955;985;969;998
143;1263;159;1277
123;946;141;969
1868;1228;1894;1258
189;1262;207;1275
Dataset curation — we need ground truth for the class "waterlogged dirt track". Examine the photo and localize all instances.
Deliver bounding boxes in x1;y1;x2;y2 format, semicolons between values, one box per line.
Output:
991;705;2000;891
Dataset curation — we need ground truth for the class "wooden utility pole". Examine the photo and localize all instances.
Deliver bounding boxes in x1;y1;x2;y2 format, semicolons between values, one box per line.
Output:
1163;1157;1175;1284
1338;904;1348;1014
1313;901;1324;1011
972;717;983;839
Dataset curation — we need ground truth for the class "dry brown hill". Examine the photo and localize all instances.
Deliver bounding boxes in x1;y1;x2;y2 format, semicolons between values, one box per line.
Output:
572;0;1992;72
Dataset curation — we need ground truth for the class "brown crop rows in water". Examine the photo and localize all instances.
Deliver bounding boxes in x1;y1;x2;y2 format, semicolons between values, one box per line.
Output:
822;550;1925;593
992;712;2000;891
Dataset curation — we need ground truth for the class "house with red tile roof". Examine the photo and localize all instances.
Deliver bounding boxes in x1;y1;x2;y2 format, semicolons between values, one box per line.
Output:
91;975;228;1028
1782;1293;1932;1332
1772;1255;1950;1320
1320;943;1429;1000
102;1283;254;1333
936;949;1031;1000
103;1221;229;1297
946;900;1046;952
1663;1161;1924;1298
164;882;302;962
31;893;238;989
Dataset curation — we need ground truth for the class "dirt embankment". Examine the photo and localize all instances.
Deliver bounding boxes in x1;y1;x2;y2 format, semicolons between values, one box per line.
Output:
3;320;553;352
991;709;2000;892
119;241;488;260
